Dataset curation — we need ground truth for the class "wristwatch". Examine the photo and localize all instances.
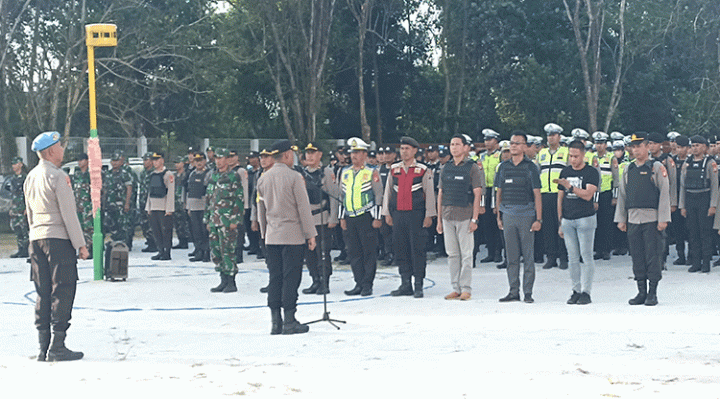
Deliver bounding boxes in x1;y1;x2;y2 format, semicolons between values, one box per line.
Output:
471;219;478;224
535;219;543;224
568;185;574;193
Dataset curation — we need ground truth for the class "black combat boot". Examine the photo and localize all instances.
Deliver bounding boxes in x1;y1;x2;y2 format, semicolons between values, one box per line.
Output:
701;257;711;273
270;308;283;335
47;332;83;362
151;251;163;260
645;281;658;306
38;329;50;362
259;285;269;293
282;308;309;335
223;274;238;293
142;244;158;253
159;249;171;260
382;253;395;267
190;250;204;262
210;273;228;292
542;258;558;269
413;281;424;298
10;245;28;258
628;280;647;305
673;252;686;265
302;280;320;294
390;276;414;296
172;240;188;249
316;278;330;295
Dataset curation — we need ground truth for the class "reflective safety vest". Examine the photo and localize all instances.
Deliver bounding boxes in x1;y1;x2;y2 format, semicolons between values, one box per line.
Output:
597;152;614;192
584;151;599;168
481;150;502;188
341;167;376;217
538;146;568;193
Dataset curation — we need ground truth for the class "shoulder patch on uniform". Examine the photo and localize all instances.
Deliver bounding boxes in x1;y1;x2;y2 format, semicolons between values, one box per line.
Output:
168;174;174;183
713;162;718;174
660;165;667;178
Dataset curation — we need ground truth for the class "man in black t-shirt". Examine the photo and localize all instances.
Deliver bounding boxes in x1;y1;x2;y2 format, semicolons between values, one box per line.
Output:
557;140;600;305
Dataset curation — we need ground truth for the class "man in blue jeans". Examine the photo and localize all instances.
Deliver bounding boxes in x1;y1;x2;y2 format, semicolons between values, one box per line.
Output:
557;140;600;305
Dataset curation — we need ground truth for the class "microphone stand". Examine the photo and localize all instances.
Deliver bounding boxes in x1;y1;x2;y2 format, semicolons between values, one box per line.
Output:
304;169;346;329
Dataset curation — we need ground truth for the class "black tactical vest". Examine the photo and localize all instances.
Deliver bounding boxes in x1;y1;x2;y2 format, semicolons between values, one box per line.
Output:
187;169;208;199
441;160;474;207
684;156;711;191
499;159;535;206
149;170;168;198
625;162;659;209
302;167;328;205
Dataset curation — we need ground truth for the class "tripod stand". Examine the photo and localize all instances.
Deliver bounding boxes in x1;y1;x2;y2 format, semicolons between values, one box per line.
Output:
304;175;346;329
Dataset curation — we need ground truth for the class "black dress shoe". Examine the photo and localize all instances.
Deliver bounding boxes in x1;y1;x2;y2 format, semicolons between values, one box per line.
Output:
344;286;362;296
496;260;507;269
602;252;611;261
498;293;520;302
151;252;163;260
479;255;494;263
559;258;568;270
523;294;534;303
673;257;686;265
259;285;269;293
360;287;373;296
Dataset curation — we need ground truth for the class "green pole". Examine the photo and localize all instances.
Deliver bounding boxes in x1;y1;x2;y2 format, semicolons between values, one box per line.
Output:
90;129;104;280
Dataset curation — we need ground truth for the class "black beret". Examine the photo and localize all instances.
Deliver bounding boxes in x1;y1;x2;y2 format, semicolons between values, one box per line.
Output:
77;153;88;161
690;135;708;145
675;135;690;147
400;136;420;148
647;132;665;143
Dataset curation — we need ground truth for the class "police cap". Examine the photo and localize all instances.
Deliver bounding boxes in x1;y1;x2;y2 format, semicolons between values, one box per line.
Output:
11;156;24;164
647;132;665;144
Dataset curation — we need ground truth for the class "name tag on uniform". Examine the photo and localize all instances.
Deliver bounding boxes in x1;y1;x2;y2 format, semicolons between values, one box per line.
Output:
454;176;465;180
640;171;648;175
505;179;513;184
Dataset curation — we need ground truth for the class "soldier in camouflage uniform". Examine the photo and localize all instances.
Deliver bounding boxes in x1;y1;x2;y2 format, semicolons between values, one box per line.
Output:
8;157;29;257
121;153;138;250
172;156;191;249
206;147;216;171
139;152;157;252
102;151;134;244
71;153;93;258
205;148;244;293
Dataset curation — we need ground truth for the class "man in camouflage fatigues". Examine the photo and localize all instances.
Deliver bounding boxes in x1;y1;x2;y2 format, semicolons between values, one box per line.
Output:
71;153;93;257
8;157;29;257
139;152;157;252
102;151;134;244
205;148;244;293
172;156;191;249
121;153;139;249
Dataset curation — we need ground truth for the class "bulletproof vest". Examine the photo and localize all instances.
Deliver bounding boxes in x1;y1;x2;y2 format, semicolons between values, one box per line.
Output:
303;167;328;205
187;169;208;199
441;160;474;208
625;162;659;209
149;170;168;198
674;155;686;196
684;156;711;191
379;164;390;187
499;160;535;206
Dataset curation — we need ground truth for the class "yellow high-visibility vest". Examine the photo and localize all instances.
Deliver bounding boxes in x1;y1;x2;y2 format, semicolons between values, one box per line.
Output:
538;146;568;193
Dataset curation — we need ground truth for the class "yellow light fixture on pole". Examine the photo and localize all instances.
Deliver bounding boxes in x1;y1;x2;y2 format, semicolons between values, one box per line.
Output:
86;23;117;280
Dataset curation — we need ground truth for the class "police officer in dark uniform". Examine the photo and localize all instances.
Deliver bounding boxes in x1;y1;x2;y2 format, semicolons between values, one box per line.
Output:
425;145;444;256
300;142;338;295
382;136;436;298
186;152;211;262
671;136;690;265
378;146;395;266
25;131;89;361
245;151;261;255
145;152;175;260
615;132;671;306
679;135;718;273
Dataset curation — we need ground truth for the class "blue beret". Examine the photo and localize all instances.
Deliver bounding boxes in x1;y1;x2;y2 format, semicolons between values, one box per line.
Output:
32;131;61;152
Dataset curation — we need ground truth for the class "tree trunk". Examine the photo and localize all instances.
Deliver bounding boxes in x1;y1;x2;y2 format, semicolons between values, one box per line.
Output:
372;34;382;144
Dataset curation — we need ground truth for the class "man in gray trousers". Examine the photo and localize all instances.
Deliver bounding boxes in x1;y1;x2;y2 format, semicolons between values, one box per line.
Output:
495;131;543;303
